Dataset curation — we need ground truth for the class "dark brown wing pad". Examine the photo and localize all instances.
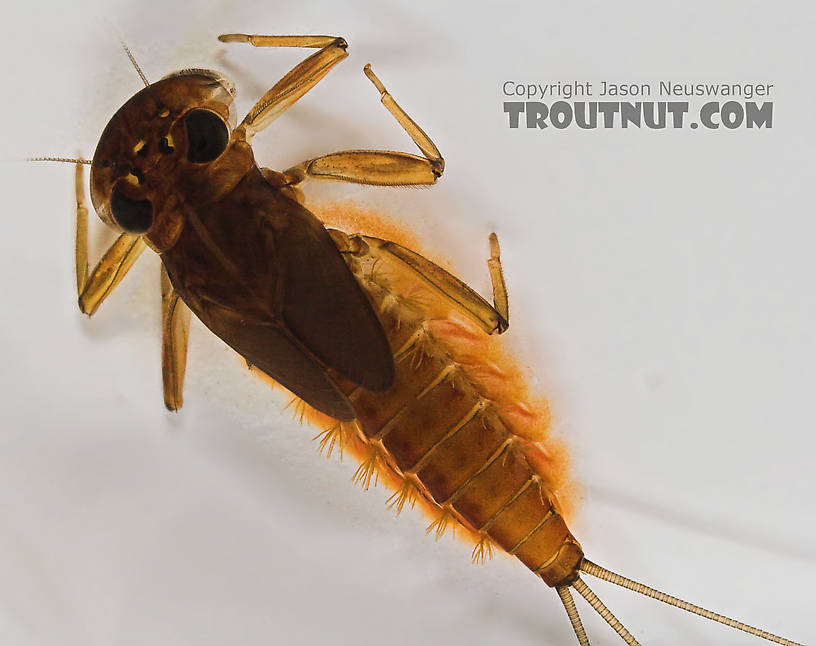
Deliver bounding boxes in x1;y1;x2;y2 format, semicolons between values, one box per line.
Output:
160;166;394;420
198;302;356;420
273;204;395;392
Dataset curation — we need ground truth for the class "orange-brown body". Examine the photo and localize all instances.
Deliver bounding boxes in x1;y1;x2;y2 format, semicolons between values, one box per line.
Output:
301;223;583;588
54;31;801;642
83;70;582;583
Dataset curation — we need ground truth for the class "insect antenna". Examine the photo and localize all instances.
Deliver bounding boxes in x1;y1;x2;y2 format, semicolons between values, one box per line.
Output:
120;39;150;88
556;585;591;646
118;39;167;111
28;41;152;168
580;559;803;646
27;157;92;164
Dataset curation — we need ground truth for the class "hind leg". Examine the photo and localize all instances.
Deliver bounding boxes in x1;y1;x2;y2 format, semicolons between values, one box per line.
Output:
332;231;509;335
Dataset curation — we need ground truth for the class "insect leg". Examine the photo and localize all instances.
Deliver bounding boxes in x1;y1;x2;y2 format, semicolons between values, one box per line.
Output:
488;233;509;331
160;265;191;412
218;33;348;141
75;162;146;316
283;65;444;186
341;234;508;334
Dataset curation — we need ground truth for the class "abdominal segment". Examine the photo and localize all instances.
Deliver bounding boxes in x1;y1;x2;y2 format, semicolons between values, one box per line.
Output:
298;223;583;587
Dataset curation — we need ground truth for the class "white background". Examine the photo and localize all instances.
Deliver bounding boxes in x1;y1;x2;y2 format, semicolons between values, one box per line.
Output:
1;1;815;645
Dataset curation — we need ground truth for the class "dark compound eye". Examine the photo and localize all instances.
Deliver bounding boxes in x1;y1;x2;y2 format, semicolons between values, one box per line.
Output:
185;109;229;163
110;184;153;233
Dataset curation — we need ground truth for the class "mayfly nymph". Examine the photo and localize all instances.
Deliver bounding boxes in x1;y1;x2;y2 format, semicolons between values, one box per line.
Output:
31;33;804;646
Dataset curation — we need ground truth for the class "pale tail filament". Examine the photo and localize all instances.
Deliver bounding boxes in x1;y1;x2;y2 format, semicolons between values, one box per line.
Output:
578;559;803;646
572;576;640;645
556;585;591;646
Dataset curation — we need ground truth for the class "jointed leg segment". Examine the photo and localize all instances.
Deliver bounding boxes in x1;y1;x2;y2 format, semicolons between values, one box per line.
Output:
336;232;509;335
218;34;342;48
74;162;145;316
75;161;88;295
488;233;509;332
284;64;445;186
161;265;191;411
75;162;190;411
219;33;445;187
364;63;444;175
219;33;349;141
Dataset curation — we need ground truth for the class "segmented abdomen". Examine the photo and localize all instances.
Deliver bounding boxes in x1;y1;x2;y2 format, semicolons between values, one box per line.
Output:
310;224;583;588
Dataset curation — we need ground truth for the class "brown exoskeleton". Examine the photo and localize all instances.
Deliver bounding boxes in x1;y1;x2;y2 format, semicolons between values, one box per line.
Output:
77;35;492;420
36;34;803;646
